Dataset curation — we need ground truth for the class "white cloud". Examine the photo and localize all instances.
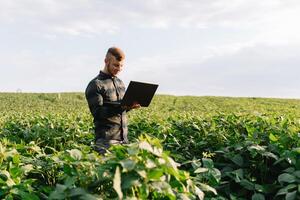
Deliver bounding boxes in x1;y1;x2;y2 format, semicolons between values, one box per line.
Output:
0;51;100;92
1;0;299;42
123;43;300;98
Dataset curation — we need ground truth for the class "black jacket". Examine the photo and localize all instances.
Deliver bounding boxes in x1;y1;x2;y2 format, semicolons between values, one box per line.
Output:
85;71;128;142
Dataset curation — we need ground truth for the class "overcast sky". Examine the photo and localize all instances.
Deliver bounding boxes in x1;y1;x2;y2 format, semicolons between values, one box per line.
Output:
1;0;300;98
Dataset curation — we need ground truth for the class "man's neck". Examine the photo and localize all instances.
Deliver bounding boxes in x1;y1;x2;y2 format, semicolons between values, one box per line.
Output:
101;69;114;77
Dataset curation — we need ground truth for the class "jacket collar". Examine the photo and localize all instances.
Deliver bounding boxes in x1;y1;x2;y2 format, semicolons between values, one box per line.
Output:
99;70;116;79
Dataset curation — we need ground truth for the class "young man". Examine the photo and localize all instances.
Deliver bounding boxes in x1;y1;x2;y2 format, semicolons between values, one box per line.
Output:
85;47;140;154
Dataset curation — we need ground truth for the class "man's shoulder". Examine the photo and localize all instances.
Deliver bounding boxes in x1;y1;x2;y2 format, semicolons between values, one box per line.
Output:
88;74;110;86
115;77;125;85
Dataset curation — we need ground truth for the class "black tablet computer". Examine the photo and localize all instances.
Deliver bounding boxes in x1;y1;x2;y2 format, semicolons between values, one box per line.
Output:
121;81;158;107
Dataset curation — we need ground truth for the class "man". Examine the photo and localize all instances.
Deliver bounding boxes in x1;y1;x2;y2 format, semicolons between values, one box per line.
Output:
85;47;140;154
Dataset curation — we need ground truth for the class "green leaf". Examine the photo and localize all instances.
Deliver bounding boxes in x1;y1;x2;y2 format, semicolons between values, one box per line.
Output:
12;154;20;164
9;167;22;178
198;183;217;195
194;168;208;173
252;193;265;200
240;179;254;191
211;168;222;184
276;184;297;196
139;141;153;153
284;168;295;173
148;169;164;181
49;184;67;199
248;145;265;152
254;184;264;193
120;159;136;172
230;154;244;166
166;157;180;170
67;149;82;160
269;133;278;142
202;158;214;169
121;173;140;189
80;194;102;200
21;164;34;175
293;170;300;178
69;188;86;197
64;176;76;188
194;186;204;200
127;145;139;156
278;173;296;184
231;169;244;182
18;191;40;200
292;147;300;154
113;166;123;200
285;191;297;200
262;152;278;160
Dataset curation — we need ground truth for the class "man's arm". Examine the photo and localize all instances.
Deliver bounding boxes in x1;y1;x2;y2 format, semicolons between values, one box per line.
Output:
85;80;120;119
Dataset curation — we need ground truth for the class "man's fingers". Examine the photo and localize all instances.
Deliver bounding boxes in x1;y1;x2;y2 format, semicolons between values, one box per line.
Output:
131;103;141;109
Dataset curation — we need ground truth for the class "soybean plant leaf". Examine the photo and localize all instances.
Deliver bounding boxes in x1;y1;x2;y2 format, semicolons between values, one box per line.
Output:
65;176;76;188
150;182;175;198
148;169;164;181
21;164;34;175
127;145;139;156
293;170;300;178
278;173;296;184
198;183;217;195
67;149;82;160
121;172;140;189
195;186;205;200
70;188;86;197
230;154;244;167
269;133;278;142
12;154;20;164
80;194;103;200
285;191;297;200
292;147;300;154
211;168;222;184
194;168;208;173
120;159;136;171
20;192;40;200
254;184;264;193
167;157;180;169
177;193;190;200
139;141;153;153
284;168;295;173
49;184;67;200
276;184;297;196
202;158;214;169
262;152;278;160
240;179;254;190
251;193;265;200
113;166;123;200
231;169;244;182
248;145;265;152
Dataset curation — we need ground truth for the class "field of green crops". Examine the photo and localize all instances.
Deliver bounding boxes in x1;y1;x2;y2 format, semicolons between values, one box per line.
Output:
0;93;299;200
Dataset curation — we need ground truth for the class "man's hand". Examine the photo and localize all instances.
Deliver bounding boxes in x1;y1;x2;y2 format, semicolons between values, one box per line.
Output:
130;102;141;109
122;102;141;110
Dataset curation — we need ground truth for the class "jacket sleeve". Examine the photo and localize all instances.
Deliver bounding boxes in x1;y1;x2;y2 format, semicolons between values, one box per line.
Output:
85;80;125;120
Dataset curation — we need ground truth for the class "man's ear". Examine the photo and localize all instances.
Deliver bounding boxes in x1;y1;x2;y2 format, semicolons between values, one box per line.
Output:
104;58;108;65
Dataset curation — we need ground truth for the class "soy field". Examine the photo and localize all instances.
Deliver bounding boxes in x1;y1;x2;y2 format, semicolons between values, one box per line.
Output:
0;93;299;200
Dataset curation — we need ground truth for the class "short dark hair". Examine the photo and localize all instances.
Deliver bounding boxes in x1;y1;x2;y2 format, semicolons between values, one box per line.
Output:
106;47;125;61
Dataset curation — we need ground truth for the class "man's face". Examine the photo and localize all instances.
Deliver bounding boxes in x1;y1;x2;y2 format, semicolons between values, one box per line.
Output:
106;56;124;76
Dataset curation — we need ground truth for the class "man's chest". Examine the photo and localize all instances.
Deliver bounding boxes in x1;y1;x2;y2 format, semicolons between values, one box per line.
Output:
101;79;125;101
